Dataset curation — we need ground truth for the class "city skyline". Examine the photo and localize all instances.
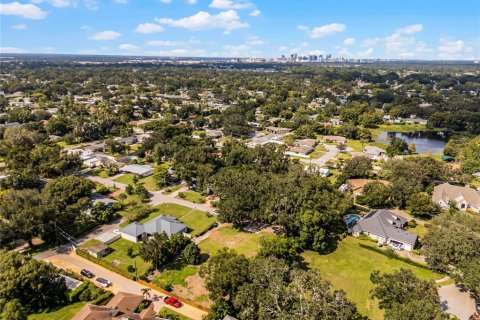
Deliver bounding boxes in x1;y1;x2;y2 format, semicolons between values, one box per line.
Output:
1;0;479;60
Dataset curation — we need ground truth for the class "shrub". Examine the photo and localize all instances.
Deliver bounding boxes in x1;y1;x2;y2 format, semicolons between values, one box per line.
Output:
178;192;186;198
127;265;136;273
91;291;113;305
67;282;90;302
407;220;417;228
384;247;397;259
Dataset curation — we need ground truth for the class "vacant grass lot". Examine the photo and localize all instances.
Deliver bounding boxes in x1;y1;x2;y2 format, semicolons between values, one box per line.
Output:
152;263;198;288
28;302;86;320
141;203;216;237
303;237;442;320
178;191;205;204
198;226;274;257
114;173;158;191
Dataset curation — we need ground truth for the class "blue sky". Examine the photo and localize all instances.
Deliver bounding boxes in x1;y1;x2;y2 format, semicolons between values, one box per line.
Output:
1;0;479;59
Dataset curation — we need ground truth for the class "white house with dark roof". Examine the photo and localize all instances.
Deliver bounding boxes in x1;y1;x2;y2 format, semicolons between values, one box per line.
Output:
351;209;418;251
432;183;480;212
119;215;187;243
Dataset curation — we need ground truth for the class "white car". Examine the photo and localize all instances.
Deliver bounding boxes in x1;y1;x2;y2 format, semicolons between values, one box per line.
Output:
95;277;111;287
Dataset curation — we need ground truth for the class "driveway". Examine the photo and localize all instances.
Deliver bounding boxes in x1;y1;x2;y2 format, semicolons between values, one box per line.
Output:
87;176;127;191
43;251;207;320
301;144;338;167
438;284;476;320
149;191;214;212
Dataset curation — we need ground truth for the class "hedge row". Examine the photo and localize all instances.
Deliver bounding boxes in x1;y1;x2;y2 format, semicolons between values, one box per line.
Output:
67;281;91;302
76;248;136;280
91;291;114;306
358;243;431;270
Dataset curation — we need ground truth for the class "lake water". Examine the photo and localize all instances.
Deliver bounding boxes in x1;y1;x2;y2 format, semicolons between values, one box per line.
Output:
375;131;448;154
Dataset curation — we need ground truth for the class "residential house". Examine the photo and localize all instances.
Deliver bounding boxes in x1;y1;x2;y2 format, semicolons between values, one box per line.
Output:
265;126;291;134
86;243;110;258
322;135;346;144
120;164;154;177
72;291;160;320
120;215;187;243
363;146;387;160
432;183;480;212
351;209;418;251
329;117;343;126
295;138;317;148
117;136;138;145
287;145;314;156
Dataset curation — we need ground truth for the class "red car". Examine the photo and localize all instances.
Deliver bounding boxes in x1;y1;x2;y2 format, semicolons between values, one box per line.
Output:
164;296;182;308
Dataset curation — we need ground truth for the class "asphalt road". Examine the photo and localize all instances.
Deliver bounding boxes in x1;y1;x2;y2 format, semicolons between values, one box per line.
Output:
45;251;207;320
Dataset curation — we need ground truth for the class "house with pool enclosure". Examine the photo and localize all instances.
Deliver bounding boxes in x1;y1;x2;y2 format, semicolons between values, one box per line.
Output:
345;209;418;252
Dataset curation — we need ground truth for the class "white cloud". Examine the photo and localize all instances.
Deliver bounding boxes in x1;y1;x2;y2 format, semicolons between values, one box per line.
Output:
114;0;128;3
159;0;172;3
278;46;288;52
337;47;351;56
249;9;260;17
223;44;259;56
246;35;266;46
83;0;98;10
357;47;373;57
156;10;248;34
209;0;252;10
299;23;346;38
135;23;164;34
186;0;197;4
343;37;356;46
12;23;28;30
119;43;140;51
396;24;423;35
437;37;475;60
0;46;27;53
89;30;121;40
81;25;92;31
147;40;179;46
31;0;76;8
0;2;47;19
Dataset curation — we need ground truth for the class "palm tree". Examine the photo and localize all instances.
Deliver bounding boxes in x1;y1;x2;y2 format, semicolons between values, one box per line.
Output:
141;288;151;300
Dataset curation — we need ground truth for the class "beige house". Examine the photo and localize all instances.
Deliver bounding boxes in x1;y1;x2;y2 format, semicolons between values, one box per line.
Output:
86;243;110;258
432;183;480;212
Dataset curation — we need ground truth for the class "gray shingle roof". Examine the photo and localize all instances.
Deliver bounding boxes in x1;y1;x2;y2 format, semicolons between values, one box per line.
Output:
120;221;144;237
144;215;187;236
352;209;418;245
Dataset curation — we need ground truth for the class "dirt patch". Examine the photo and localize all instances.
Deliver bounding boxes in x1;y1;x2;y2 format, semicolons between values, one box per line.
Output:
110;189;123;198
172;274;212;307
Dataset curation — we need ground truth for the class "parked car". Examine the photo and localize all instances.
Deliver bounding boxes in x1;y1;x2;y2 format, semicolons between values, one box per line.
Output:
389;242;403;251
164;296;182;308
95;277;111;287
80;269;94;278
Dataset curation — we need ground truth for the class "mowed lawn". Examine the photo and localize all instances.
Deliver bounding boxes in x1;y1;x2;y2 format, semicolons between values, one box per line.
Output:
114;173;158;191
141;203;216;237
152;263;198;288
103;239;152;276
198;226;274;257
28;302;86;320
303;237;443;320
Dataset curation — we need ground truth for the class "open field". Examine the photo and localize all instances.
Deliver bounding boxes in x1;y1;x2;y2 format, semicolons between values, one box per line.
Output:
303;236;443;320
198;226;274;257
28;302;86;320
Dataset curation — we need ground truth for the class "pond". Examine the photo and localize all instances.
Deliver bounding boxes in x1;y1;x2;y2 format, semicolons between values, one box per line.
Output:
375;131;448;154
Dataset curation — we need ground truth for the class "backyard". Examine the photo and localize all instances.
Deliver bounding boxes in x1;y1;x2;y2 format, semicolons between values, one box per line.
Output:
177;191;206;204
28;302;86;320
198;225;274;257
303;236;443;320
81;238;152;276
